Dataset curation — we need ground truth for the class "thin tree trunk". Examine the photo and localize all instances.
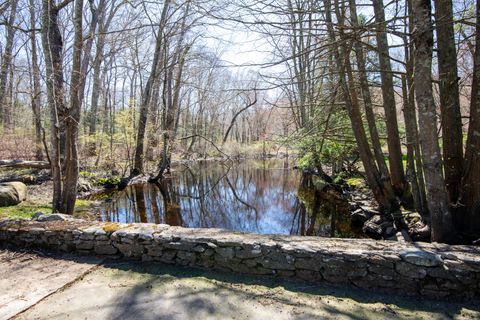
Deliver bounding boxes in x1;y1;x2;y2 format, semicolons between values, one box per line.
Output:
325;0;396;212
348;0;390;183
62;0;84;215
459;2;480;239
133;0;171;174
29;0;44;161
0;0;18;131
87;0;111;155
401;75;421;213
372;0;410;204
41;0;69;212
412;0;455;242
434;0;463;204
406;0;428;214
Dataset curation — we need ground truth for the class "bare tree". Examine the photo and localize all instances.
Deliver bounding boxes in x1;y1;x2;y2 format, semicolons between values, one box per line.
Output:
412;0;454;242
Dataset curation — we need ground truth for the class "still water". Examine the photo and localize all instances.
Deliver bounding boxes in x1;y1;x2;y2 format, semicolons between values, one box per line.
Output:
95;159;359;237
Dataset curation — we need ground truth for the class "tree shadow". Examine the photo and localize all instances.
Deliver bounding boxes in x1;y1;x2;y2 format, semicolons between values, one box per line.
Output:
2;247;478;319
103;260;478;320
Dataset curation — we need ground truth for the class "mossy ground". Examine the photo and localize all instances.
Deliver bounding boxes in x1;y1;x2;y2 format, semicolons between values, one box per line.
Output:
345;177;365;188
0;199;95;220
0;202;52;220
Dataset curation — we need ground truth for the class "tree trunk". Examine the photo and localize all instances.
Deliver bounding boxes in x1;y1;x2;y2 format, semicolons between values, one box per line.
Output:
405;0;428;215
0;0;18;131
29;0;44;161
372;0;410;204
434;0;464;204
348;0;390;183
325;0;397;212
412;0;455;242
41;0;68;212
62;0;84;215
133;0;171;174
87;0;110;155
459;2;480;239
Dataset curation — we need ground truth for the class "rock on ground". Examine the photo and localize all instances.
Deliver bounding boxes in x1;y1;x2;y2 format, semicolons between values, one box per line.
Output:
0;181;27;206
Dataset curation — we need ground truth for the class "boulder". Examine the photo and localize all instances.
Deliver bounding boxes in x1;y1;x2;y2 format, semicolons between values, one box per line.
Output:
32;213;81;222
399;248;442;267
0;181;27;206
350;208;373;225
362;215;384;239
77;177;93;193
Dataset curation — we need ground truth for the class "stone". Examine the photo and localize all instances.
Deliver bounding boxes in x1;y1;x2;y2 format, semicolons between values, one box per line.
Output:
243;259;257;268
77;177;93;193
0;181;27;206
176;251;196;265
115;243;143;258
350;208;373;225
399;248;442;267
295;257;321;271
362;215;384;239
215;247;235;259
395;261;427;279
368;264;396;278
160;250;177;261
2;219;480;298
163;241;195;251
296;269;322;281
145;245;163;257
33;213;79;222
258;252;295;271
236;246;262;259
94;245;118;255
76;241;94;250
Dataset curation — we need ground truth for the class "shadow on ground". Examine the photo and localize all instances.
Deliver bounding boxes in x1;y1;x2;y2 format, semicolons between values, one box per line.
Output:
103;261;479;320
3;246;479;320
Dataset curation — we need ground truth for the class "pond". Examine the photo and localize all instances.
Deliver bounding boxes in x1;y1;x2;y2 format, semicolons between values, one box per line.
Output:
94;159;360;237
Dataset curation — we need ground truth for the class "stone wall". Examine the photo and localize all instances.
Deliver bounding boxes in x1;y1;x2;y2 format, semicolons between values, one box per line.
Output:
1;219;479;298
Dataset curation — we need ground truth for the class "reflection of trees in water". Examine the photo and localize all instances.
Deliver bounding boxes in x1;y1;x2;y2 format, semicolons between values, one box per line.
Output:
290;172;354;237
99;159;355;237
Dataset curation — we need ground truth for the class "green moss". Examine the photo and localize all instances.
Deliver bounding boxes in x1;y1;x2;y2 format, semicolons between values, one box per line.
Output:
345;177;364;188
103;222;121;233
0;203;52;220
0;199;96;221
91;176;121;187
79;171;96;177
75;199;93;211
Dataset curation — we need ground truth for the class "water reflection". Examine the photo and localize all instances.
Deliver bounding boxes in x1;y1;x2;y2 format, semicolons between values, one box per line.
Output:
96;159;359;237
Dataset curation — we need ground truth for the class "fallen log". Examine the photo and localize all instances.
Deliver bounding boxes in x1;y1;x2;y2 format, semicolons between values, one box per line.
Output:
0;160;50;169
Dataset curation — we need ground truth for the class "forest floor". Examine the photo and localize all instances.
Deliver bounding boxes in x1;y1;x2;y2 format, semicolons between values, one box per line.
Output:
1;248;479;320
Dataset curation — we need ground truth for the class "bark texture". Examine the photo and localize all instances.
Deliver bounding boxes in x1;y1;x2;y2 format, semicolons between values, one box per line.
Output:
412;0;455;242
434;0;464;204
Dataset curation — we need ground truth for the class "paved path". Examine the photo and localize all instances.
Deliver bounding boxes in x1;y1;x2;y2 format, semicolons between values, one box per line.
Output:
1;249;479;320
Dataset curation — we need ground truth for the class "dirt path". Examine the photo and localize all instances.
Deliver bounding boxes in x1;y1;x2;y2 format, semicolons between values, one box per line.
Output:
0;250;102;319
1;249;479;320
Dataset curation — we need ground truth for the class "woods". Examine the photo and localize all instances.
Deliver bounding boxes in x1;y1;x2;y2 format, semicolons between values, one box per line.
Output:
0;0;479;244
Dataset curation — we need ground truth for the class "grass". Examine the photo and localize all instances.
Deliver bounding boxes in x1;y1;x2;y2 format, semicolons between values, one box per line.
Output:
0;202;52;220
0;199;95;221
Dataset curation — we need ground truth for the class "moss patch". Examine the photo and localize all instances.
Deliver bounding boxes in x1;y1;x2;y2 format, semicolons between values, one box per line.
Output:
102;222;122;233
0;202;52;220
75;199;93;211
0;199;96;221
345;177;365;188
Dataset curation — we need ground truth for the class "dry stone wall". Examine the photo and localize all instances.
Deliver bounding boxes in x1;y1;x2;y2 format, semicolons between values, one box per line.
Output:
1;219;479;298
